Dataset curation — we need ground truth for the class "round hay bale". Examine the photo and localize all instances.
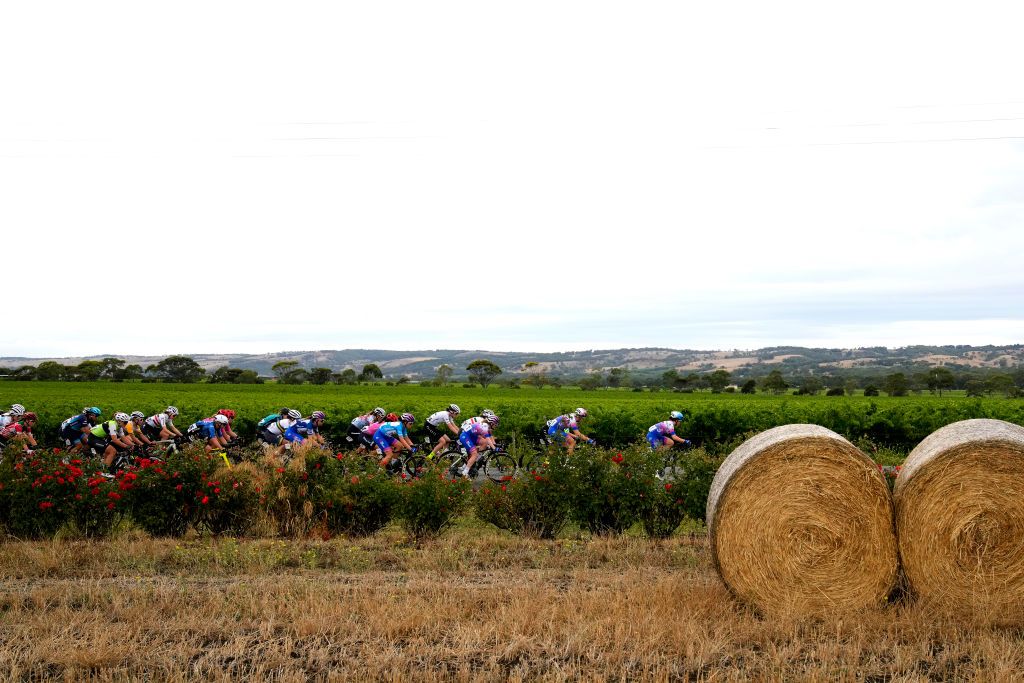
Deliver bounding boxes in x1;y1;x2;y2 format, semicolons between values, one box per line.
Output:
894;418;1024;613
707;424;898;614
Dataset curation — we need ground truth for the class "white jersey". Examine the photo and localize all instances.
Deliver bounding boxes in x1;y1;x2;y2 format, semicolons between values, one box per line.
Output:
145;412;174;430
265;417;296;437
460;416;486;432
0;414;13;429
427;410;456;427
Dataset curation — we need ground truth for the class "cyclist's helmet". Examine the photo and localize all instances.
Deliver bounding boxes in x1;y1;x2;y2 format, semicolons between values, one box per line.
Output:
372;407;386;419
481;409;496;419
8;404;25;417
401;412;415;424
574;407;588;418
385;412;399;422
448;404;461;415
670;410;685;421
311;410;326;420
214;414;230;425
114;412;130;423
130;410;145;420
218;409;236;419
22;412;37;421
484;414;499;426
286;409;302;420
166;406;179;417
86;407;102;416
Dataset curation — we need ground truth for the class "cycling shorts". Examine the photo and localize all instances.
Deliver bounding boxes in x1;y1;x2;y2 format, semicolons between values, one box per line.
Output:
142;423;163;441
547;422;570;440
87;433;116;452
458;431;481;452
425;422;447;441
647;433;667;450
258;427;281;445
373;430;397;452
60;426;86;447
194;422;218;440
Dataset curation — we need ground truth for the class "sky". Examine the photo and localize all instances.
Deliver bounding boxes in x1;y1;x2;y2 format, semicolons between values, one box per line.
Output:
3;0;1024;357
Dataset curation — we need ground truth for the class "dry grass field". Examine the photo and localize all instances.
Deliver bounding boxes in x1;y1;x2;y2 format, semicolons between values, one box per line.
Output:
2;523;1024;681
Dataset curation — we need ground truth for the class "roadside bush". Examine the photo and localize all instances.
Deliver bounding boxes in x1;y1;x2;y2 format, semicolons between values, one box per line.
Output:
397;470;471;543
125;448;209;536
640;480;688;539
321;456;401;537
569;446;658;536
197;463;263;536
475;454;573;538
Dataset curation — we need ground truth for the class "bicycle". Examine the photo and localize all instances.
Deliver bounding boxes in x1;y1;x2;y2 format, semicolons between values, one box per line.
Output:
657;440;693;481
443;444;518;483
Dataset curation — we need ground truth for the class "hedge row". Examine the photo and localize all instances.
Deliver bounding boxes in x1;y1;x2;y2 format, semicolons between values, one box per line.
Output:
0;442;720;541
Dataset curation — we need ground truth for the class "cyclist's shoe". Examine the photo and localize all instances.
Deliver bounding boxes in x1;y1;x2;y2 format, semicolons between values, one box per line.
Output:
654;469;665;480
385;460;402;475
99;471;115;479
459;465;470;479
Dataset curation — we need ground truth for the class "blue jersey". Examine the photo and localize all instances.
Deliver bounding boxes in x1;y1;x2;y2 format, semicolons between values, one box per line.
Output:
294;418;319;436
61;413;91;433
377;421;407;439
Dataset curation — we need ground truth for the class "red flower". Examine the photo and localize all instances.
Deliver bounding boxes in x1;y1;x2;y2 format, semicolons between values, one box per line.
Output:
276;467;285;474
335;453;345;460
213;488;221;494
534;475;542;481
57;478;65;485
39;501;54;510
201;496;209;505
664;483;672;491
108;492;121;500
351;476;359;484
53;448;62;454
501;485;507;492
75;494;82;500
233;482;239;489
612;453;624;464
175;484;183;491
107;502;115;510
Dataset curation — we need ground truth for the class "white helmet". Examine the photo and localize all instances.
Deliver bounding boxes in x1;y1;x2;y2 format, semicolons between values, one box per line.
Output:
372;407;386;419
448;404;461;415
286;409;302;420
481;409;496;418
130;410;145;420
574;407;588;418
214;414;230;425
8;404;25;417
114;412;130;422
166;406;179;417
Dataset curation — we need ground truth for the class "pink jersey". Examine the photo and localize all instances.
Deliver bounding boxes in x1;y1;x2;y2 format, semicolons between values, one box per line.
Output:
648;421;676;438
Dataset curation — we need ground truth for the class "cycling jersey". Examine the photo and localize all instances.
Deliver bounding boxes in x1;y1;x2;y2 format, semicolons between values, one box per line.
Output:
257;413;282;428
0;413;15;429
546;415;577;435
188;420;218;440
0;422;29;440
350;413;376;429
377;421;407;439
648;421;676;438
460;416;486;432
90;421;124;440
264;417;295;437
427;411;456;427
458;421;490;452
361;422;382;437
293;418;319;436
61;413;91;433
145;413;174;430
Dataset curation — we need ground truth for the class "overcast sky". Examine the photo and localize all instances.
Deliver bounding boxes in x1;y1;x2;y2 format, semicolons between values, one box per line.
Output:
3;1;1023;357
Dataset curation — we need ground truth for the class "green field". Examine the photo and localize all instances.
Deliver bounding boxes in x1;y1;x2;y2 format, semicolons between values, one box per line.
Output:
4;381;1024;452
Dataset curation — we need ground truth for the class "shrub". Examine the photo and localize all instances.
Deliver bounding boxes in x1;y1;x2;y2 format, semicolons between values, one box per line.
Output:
321;456;401;537
640;480;688;539
197;463;263;536
475;455;573;539
569;447;658;536
397;470;471;543
125;448;210;536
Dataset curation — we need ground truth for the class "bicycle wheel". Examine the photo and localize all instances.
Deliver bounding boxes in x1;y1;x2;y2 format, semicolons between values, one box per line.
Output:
442;454;468;482
404;454;429;479
483;453;518;483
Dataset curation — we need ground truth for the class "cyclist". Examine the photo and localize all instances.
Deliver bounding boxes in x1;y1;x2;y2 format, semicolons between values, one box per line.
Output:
258;409;302;451
127;411;153;448
646;411;690;451
283;410;326;450
1;404;27;430
425;404;461;458
545;407;594;455
0;411;38;453
456;413;499;479
376;413;416;473
216;409;239;444
187;413;232;453
143;406;183;441
61;407;102;452
348;407;386;452
87;412;135;469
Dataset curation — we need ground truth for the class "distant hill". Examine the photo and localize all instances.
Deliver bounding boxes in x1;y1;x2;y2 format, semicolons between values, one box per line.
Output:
3;345;1024;380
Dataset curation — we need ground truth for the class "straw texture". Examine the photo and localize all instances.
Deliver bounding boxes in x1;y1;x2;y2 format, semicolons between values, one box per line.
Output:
707;424;898;614
894;418;1024;614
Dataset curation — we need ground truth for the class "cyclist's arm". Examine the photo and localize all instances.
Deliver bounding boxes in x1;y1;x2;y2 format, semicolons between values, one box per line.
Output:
446;421;459;435
671;435;689;445
111;434;133;449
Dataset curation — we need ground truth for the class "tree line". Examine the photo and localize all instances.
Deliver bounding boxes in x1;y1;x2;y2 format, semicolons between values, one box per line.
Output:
4;355;1023;396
